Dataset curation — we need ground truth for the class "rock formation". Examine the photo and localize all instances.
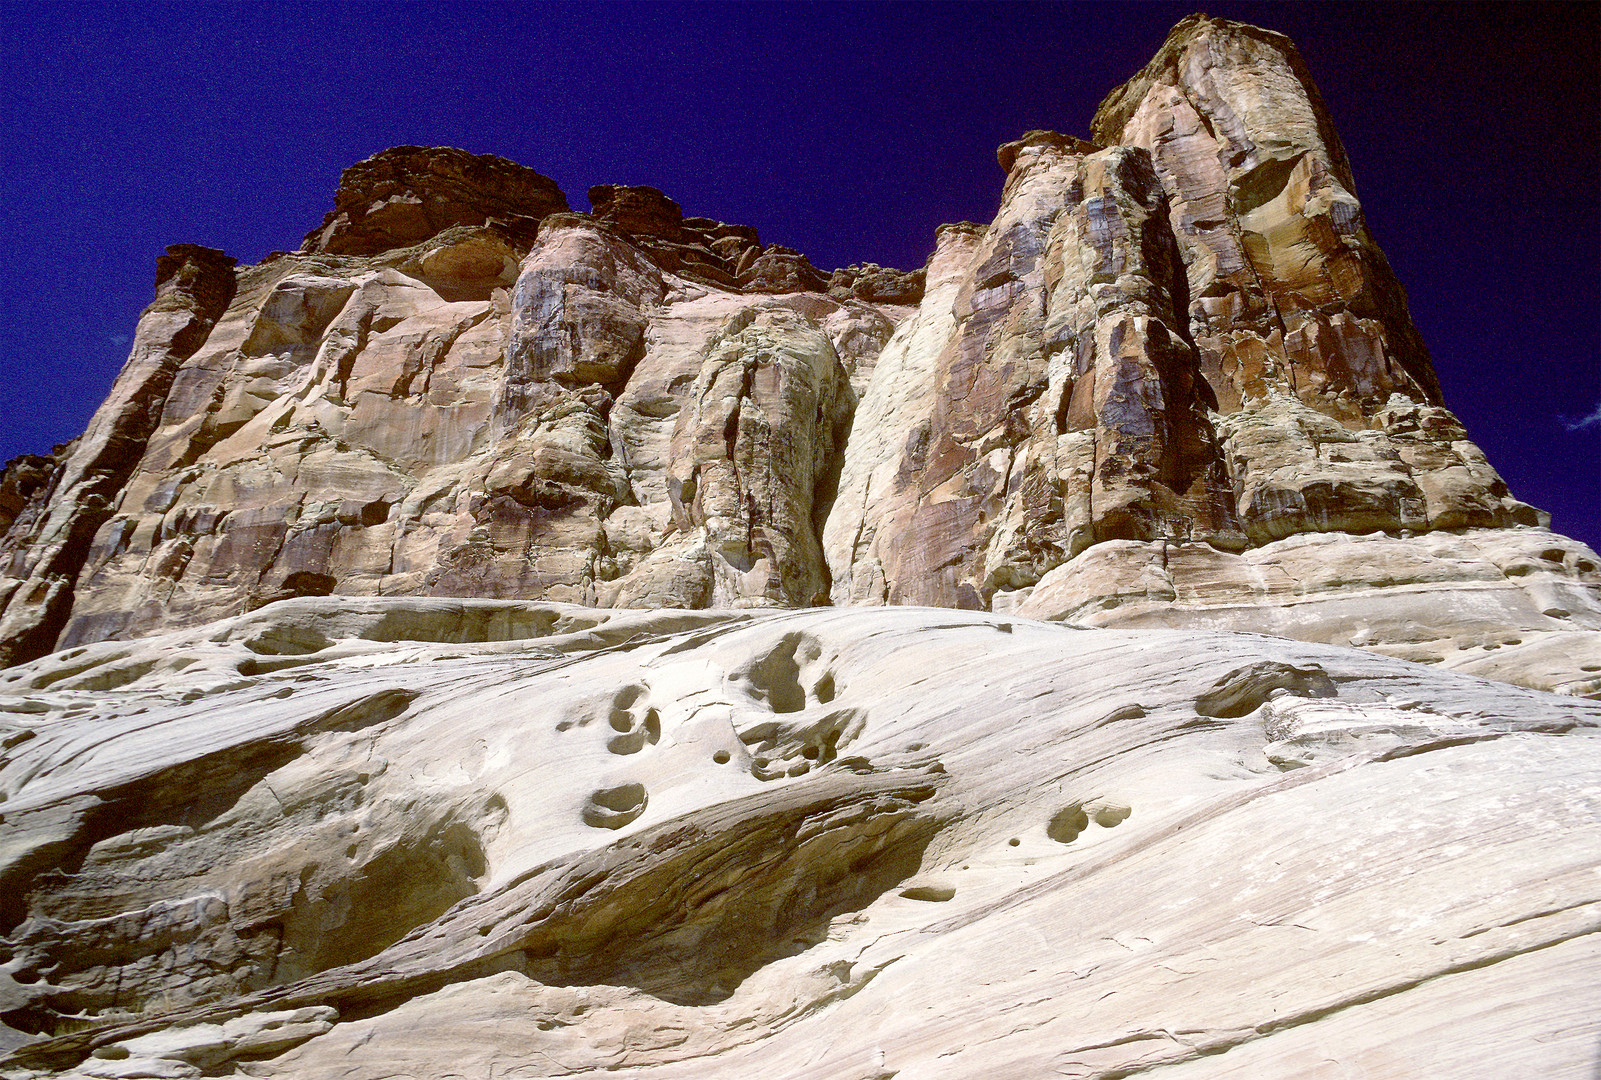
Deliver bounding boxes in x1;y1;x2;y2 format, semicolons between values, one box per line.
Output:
1;14;1599;1077
1;15;1595;692
1;600;1597;1078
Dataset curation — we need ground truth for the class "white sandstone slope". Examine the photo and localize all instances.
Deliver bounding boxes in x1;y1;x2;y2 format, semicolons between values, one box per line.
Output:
1;598;1596;1078
1016;526;1601;697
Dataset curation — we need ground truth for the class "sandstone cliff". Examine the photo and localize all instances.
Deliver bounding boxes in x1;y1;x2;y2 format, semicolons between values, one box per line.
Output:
1;16;1595;696
2;15;1600;1079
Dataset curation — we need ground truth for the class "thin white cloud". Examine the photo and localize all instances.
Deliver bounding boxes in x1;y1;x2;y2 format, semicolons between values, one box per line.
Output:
1563;402;1601;432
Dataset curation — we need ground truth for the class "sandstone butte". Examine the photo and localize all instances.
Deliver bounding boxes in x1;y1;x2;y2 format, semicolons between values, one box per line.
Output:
0;14;1597;1080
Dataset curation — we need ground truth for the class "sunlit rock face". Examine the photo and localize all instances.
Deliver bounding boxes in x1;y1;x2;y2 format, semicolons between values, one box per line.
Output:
1;19;1599;1073
825;14;1559;611
1;15;1595;695
3;10;1601;1080
0;184;908;664
1017;527;1601;697
1;599;1598;1078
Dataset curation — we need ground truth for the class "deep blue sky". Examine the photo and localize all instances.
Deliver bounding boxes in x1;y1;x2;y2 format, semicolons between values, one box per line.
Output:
2;2;1597;550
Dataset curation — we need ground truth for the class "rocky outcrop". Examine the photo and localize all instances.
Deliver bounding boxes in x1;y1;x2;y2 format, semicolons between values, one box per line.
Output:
827;262;926;305
0;246;237;666
1015;526;1601;696
301;146;569;256
0;451;67;538
0;193;907;664
1088;15;1539;542
0;13;1595;702
823;17;1547;617
650;306;853;608
826;134;1241;610
1;599;1597;1077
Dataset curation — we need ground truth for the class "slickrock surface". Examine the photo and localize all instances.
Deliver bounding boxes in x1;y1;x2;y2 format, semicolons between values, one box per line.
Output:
1;16;1599;1072
1015;527;1601;697
1;599;1597;1078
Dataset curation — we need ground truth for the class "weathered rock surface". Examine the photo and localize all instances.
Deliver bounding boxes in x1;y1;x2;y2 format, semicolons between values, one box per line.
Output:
0;599;1596;1077
824;16;1552;617
0;245;238;667
301;146;569;257
0;452;66;539
1016;526;1601;697
2;14;1592;699
0;190;906;665
1;15;1598;1073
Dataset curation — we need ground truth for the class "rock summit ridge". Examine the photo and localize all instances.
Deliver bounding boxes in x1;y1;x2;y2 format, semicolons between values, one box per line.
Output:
301;145;570;256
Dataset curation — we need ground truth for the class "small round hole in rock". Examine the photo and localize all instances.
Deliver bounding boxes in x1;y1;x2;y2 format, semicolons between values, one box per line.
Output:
1048;804;1089;844
713;750;731;764
1007;837;1020;847
813;672;836;703
582;783;648;829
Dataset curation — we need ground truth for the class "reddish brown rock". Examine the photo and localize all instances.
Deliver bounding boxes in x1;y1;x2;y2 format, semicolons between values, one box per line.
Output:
0;450;65;538
302;146;569;256
737;245;831;294
827;263;926;305
588;184;686;242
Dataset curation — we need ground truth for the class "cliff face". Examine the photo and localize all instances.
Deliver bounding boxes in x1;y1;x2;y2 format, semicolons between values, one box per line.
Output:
0;15;1596;695
824;15;1550;605
3;16;1601;1080
0;157;907;664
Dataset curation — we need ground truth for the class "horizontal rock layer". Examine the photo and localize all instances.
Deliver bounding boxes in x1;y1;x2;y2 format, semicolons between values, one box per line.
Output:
1014;526;1601;697
0;600;1597;1077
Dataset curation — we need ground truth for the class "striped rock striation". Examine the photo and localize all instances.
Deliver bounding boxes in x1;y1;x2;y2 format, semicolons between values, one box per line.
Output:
1;600;1597;1078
